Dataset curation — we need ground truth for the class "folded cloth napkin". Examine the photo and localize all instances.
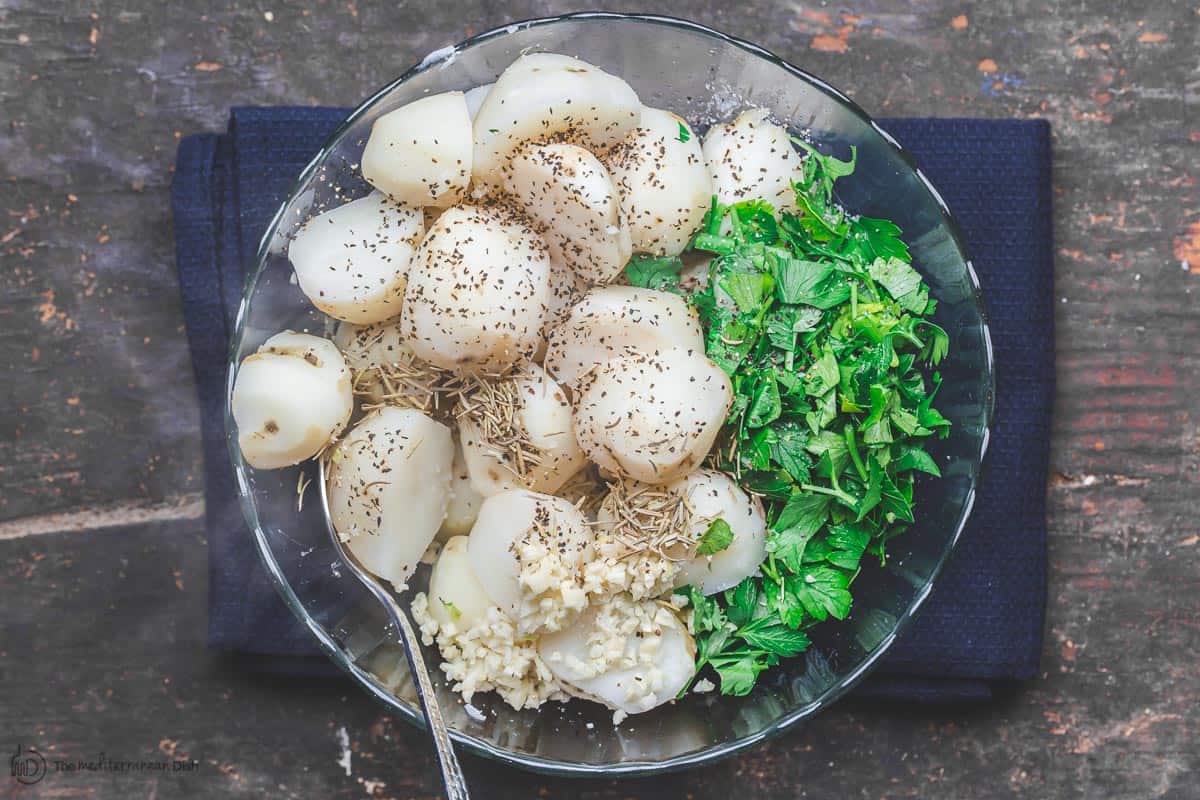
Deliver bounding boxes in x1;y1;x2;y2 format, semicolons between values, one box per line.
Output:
172;108;1053;701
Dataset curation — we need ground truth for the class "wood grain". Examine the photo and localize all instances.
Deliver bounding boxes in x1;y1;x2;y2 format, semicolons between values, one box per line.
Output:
0;0;1197;798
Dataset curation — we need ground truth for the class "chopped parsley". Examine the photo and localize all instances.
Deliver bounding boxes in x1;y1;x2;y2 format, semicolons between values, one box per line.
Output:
632;140;951;696
695;518;735;556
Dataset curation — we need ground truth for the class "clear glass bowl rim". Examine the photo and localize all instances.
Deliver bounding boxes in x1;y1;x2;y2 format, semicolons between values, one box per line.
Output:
224;10;997;777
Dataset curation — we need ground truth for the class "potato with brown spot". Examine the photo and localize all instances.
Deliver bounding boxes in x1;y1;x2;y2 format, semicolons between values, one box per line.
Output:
231;331;353;469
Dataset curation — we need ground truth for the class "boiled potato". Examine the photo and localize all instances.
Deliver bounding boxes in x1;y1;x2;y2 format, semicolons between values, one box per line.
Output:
326;407;453;591
463;83;493;120
458;364;586;496
543;286;704;387
505;143;632;285
288;191;424;324
401;204;551;371
702;108;805;214
668;470;767;595
332;321;441;408
466;489;592;632
438;434;483;540
472;53;641;182
538;596;695;716
574;347;732;484
427;536;493;629
541;258;590;351
361;91;473;208
606;108;712;256
232;332;353;470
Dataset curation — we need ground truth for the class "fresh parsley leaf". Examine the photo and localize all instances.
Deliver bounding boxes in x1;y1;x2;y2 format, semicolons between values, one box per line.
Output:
860;384;895;445
768;493;831;571
805;430;851;475
825;523;871;570
625;254;684;292
746;372;782;428
919;321;950;366
805;347;840;397
893;445;942;476
739;470;795;499
725;578;761;627
770;423;813;484
737;616;811;657
733;200;780;244
869;257;923;304
917;391;952;436
879;469;915;523
696;518;735;556
792;566;853;621
710;652;765;696
771;259;851;309
764;573;807;628
765;305;823;353
855;457;885;520
686;585;727;633
704;311;755;376
855;217;911;262
720;271;774;314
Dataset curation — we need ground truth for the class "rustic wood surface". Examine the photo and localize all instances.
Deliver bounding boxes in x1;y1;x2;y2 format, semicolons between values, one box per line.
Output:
1;0;1197;797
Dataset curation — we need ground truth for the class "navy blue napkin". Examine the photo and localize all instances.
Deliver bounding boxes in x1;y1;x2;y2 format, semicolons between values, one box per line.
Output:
172;108;1052;700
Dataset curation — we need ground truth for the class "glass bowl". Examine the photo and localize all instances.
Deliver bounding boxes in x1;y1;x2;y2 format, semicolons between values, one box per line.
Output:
225;12;994;777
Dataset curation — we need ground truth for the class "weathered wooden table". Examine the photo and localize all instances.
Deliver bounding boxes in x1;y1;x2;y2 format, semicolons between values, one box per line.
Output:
2;1;1197;797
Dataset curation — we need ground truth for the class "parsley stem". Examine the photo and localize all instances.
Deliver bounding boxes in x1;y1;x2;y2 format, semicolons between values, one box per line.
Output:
844;424;869;482
694;233;737;256
800;483;857;507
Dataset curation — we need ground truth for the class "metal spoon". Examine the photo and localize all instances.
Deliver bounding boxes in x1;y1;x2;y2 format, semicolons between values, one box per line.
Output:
318;458;471;800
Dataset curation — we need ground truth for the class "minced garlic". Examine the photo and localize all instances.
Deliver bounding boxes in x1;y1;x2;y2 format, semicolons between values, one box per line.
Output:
412;593;565;711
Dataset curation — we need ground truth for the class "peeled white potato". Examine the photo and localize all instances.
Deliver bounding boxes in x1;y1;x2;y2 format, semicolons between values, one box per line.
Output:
438;434;483;540
472;53;641;182
606;108;712;256
361;91;473;208
463;83;493;120
668;470;767;595
574;346;732;484
466;489;592;627
538;597;696;715
541;258;590;351
332;321;440;407
327;407;453;591
505;143;632;285
232;332;353;470
288;191;424;324
702;108;805;214
543;285;704;387
401;204;551;371
427;536;493;628
458;364;587;497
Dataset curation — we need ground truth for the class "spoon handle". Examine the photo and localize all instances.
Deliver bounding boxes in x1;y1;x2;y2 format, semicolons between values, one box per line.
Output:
381;590;471;800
